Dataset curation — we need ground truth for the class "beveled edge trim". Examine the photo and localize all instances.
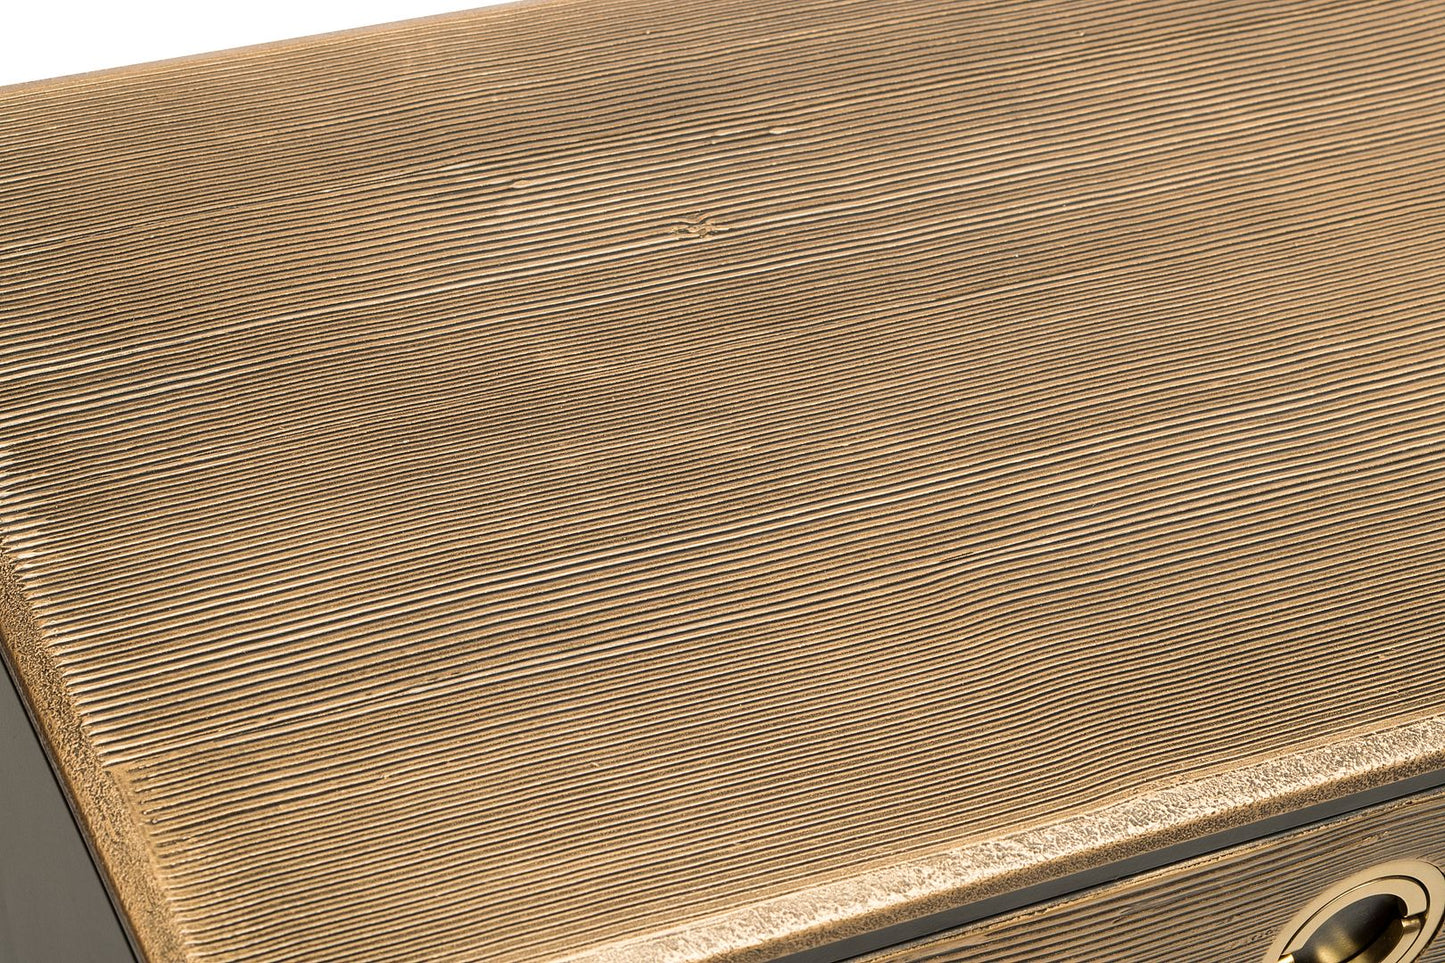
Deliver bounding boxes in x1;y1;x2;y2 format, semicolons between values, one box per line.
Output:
0;551;176;962
799;766;1445;963
559;715;1445;963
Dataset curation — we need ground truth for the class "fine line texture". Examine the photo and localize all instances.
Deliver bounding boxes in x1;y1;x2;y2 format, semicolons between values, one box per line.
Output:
3;1;1445;961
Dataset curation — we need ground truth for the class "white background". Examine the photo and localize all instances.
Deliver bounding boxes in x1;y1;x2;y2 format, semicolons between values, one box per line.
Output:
1;1;515;88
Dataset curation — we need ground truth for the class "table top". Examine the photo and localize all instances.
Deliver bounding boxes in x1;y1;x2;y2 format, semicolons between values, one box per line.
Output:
4;1;1445;960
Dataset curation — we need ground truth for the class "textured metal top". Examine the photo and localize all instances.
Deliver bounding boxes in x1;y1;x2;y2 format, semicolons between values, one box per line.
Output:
3;2;1445;961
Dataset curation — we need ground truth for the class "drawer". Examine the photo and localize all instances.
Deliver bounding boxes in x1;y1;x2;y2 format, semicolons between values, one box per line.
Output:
869;788;1445;963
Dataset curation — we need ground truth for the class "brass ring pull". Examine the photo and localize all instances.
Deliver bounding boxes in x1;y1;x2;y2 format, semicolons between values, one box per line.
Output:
1267;860;1445;963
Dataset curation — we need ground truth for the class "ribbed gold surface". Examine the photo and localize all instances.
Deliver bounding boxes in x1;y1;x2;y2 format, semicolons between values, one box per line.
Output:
2;2;1445;961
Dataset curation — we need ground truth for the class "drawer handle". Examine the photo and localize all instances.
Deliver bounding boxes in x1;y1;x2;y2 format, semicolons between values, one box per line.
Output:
1270;860;1445;963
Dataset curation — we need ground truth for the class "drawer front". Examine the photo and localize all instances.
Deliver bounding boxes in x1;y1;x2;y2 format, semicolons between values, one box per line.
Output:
869;787;1445;962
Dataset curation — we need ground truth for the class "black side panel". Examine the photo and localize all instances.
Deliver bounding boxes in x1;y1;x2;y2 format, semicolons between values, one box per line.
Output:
0;662;135;963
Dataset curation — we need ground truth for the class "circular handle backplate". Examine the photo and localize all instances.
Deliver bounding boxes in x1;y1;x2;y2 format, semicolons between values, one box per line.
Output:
1266;860;1445;963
